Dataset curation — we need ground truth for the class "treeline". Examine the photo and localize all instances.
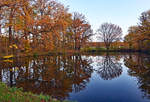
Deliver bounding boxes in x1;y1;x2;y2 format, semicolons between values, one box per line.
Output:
1;0;150;56
0;0;93;55
124;10;150;52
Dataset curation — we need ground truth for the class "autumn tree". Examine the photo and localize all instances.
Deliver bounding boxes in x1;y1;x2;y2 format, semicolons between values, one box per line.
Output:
30;0;72;51
138;10;150;50
124;10;150;51
0;0;72;53
97;22;122;50
69;12;93;50
124;26;139;50
0;0;93;54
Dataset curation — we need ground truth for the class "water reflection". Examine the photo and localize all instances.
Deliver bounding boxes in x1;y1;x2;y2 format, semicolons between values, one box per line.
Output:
124;54;150;99
96;53;123;80
0;53;150;101
0;55;93;100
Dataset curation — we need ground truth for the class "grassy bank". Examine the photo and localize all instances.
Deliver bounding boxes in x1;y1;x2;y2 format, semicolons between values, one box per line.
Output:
81;47;150;53
0;82;71;102
0;50;83;60
0;48;150;60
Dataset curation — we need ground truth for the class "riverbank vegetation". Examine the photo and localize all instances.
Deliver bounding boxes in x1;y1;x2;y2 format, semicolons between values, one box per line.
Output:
0;0;150;102
0;0;150;58
0;0;93;57
124;10;150;53
0;82;71;102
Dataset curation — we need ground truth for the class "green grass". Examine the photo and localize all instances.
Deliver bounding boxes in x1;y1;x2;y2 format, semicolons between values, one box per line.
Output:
81;47;107;52
0;82;72;102
81;47;132;53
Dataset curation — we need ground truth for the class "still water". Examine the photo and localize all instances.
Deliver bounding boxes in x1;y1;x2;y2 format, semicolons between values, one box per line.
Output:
0;53;150;102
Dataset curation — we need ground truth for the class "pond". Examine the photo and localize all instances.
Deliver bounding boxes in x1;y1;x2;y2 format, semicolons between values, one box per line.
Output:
0;53;150;102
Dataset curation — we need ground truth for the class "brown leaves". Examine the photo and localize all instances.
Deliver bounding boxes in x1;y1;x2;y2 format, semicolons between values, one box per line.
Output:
0;0;93;53
69;12;93;50
125;10;150;50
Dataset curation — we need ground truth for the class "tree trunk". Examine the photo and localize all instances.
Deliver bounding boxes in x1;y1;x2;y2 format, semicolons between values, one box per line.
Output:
0;24;1;35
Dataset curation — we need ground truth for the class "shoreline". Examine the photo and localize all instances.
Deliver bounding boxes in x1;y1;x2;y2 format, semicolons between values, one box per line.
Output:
0;49;149;60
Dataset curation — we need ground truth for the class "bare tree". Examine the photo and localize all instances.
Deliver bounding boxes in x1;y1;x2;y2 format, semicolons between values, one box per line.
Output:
97;23;122;50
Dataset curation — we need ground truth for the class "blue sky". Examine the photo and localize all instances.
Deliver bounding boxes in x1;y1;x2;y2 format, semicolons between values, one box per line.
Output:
59;0;150;36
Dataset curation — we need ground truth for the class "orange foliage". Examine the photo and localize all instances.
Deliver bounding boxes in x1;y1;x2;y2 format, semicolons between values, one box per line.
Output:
0;0;92;54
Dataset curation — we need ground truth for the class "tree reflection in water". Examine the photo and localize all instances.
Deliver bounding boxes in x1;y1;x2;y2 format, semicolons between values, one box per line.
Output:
0;55;93;100
124;54;150;99
1;53;150;101
96;53;123;80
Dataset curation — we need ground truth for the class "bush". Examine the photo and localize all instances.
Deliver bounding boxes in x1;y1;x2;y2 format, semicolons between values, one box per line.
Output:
81;47;106;52
33;52;38;58
0;82;72;102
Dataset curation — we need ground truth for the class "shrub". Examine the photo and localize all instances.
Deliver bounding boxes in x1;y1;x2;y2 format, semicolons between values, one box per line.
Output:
0;82;73;102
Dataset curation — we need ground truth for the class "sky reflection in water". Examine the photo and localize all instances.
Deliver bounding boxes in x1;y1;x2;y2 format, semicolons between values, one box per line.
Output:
0;53;150;102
